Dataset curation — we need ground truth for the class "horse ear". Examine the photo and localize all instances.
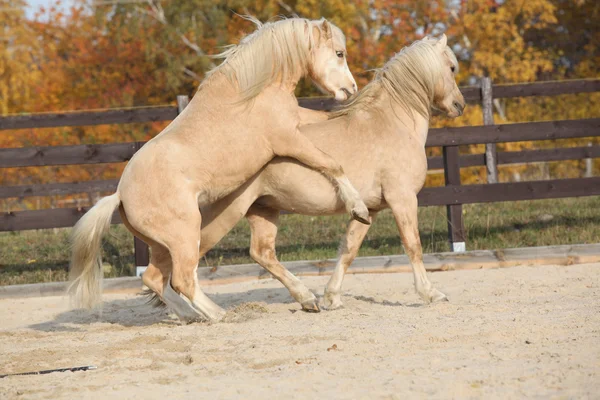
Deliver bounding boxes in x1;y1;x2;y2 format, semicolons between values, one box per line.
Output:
437;34;448;48
320;18;332;40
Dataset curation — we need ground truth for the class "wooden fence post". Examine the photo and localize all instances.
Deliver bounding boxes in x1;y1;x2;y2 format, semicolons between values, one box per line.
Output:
133;138;150;276
443;145;466;252
585;142;593;177
177;95;190;112
134;95;190;277
482;77;498;183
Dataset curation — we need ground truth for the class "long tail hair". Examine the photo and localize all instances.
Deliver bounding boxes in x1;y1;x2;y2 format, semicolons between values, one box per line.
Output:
67;193;121;309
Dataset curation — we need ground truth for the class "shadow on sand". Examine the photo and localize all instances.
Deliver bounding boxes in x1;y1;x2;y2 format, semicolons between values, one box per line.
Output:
27;286;299;332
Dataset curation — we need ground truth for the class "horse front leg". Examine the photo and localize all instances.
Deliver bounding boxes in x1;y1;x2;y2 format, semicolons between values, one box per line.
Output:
386;191;448;304
272;129;370;225
322;214;374;310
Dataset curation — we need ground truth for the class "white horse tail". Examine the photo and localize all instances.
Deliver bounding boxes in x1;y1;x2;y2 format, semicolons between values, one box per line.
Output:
68;192;121;309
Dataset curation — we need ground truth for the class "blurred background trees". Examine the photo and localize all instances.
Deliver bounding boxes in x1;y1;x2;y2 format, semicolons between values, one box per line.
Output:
1;0;599;209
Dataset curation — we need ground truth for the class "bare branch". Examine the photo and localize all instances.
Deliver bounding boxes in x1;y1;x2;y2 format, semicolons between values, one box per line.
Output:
134;0;216;69
182;67;203;81
277;0;295;16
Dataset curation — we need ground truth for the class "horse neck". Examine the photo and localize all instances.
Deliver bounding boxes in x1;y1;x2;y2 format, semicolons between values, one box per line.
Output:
196;63;304;106
195;71;240;105
375;89;431;147
275;65;305;95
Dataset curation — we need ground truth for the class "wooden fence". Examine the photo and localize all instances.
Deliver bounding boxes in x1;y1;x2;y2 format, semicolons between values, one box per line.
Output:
1;78;599;265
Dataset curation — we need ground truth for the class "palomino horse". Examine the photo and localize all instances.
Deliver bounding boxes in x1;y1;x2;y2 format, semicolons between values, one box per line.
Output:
158;35;466;312
68;18;369;322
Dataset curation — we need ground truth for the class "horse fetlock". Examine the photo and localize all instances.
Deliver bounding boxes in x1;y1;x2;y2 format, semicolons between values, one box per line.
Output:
416;284;448;304
204;305;227;323
321;290;344;310
162;280;205;322
291;286;320;313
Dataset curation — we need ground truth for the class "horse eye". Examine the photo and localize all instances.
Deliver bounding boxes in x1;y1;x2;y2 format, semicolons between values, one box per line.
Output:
336;51;344;58
450;66;456;73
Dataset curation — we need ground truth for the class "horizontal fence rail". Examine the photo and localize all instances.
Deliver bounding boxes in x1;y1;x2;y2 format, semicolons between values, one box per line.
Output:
2;119;598;169
2;79;598;130
3;144;600;199
4;176;600;232
0;179;120;199
418;177;600;206
427;145;600;170
0;107;178;130
0;142;143;168
426;118;600;147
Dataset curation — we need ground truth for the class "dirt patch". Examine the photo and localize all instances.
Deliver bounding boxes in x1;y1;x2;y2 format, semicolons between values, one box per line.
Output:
0;263;599;399
222;302;269;323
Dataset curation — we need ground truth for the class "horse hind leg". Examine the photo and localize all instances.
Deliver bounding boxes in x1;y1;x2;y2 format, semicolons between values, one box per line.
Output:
123;203;225;322
140;246;171;308
163;231;225;322
247;205;320;312
119;205;168;307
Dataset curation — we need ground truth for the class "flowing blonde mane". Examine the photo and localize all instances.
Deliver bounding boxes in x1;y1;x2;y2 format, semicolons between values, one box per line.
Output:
201;17;316;102
332;37;457;120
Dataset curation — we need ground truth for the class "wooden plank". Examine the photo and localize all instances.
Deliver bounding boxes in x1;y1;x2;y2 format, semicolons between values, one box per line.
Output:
3;145;599;199
3;119;596;170
459;86;481;103
493;79;600;99
297;88;482;111
427;146;600;171
426;118;600;147
0;179;119;199
298;97;339;111
0;142;143;168
0;208;121;232
497;146;600;165
1;80;597;132
0;107;177;130
428;154;484;170
442;145;465;247
418;177;600;206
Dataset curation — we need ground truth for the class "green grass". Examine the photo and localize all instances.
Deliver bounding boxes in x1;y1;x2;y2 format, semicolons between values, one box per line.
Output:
1;196;599;286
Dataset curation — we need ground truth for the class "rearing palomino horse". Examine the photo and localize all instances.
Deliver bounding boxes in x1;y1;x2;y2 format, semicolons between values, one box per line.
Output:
147;35;465;312
68;18;369;322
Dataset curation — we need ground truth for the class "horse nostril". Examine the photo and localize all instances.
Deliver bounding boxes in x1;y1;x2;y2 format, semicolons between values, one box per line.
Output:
453;101;464;114
352;83;357;92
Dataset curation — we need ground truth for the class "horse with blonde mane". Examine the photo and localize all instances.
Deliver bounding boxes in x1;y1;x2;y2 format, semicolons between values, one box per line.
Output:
160;34;466;312
68;17;369;323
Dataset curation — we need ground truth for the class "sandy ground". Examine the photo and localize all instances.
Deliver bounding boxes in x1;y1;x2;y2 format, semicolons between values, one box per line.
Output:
0;263;599;399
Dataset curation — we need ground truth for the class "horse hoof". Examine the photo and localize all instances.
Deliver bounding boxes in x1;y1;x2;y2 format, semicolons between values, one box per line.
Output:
320;293;344;310
351;210;371;225
301;299;321;313
430;289;449;304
